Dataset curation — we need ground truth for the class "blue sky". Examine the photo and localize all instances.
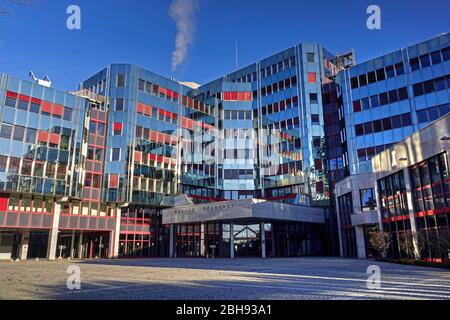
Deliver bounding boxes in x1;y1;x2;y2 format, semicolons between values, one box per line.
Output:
0;0;449;90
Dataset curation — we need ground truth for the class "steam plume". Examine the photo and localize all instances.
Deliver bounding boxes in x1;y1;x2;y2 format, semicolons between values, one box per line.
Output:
169;0;198;71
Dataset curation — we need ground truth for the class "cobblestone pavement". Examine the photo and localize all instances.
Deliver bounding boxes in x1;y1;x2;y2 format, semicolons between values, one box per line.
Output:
1;257;450;300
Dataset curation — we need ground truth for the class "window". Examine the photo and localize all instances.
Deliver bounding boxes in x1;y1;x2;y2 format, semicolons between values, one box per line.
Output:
431;51;442;65
388;90;398;103
13;126;25;142
419;54;431;68
25;128;37;144
115;98;124;111
111;148;121;161
18;99;28;111
367;71;376;84
376;68;386;81
413;83;424;96
113;123;122;136
117;74;126;87
361;97;370;110
360;189;376;212
0;124;12;139
359;74;367;87
395;63;405;76
307;53;315;63
379;92;389;105
63;108;73;121
370;95;379;108
5;96;16;108
423;80;434;94
307;72;317;84
398;87;408;100
385;65;395;78
350;77;359;89
442;47;450;61
410;57;420;71
401;113;412;126
353;100;361;112
310;93;318;103
311;114;320;124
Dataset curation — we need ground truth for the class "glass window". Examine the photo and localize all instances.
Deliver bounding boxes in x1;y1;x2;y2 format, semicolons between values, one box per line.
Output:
25;128;37;144
401;113;412;127
430;50;442;65
115;98;124;111
63;108;73;121
391;115;402;128
361;97;370;110
307;53;315;63
417;110;428;123
410;57;420;71
350;77;359;89
5;97;16;108
0;124;12;139
30;102;40;114
413;83;424;96
376;68;386;81
398;87;408;100
360;189;376;211
358;74;367;87
385;65;395;78
423;80;434;94
111;148;121;161
17;99;28;111
370;95;379;108
310;93;318;104
379;92;389;105
395;63;405;76
419;54;431;68
13;126;25;142
367;71;376;84
442;47;450;61
117;74;126;87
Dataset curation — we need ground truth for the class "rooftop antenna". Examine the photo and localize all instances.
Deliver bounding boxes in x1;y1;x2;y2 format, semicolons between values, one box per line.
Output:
29;71;52;87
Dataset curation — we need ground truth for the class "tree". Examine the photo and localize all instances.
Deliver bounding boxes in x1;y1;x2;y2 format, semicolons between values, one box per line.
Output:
398;231;415;258
369;231;392;258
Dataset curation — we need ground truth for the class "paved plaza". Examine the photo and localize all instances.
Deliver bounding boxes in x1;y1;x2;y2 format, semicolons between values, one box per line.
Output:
0;257;450;300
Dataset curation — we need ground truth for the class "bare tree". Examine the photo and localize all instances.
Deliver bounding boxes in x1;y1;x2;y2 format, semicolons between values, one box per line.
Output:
398;231;415;258
369;231;392;258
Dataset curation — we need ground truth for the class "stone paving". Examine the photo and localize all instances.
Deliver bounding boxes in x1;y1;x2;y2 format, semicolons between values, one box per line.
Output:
1;257;450;300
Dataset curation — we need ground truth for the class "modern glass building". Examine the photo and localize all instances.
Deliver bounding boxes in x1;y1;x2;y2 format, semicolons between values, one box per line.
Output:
335;33;450;258
0;33;449;261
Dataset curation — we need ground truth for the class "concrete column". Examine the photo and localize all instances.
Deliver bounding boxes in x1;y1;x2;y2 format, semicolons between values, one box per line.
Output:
77;231;84;259
260;222;266;259
200;224;206;257
355;226;367;259
230;223;234;259
19;230;30;260
70;231;75;259
374;181;385;231
403;168;421;259
111;207;121;259
47;202;61;261
335;197;345;258
271;227;276;257
169;225;175;258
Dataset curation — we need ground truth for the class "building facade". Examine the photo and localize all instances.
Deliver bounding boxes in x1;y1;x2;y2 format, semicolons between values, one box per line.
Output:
335;33;450;258
0;33;449;261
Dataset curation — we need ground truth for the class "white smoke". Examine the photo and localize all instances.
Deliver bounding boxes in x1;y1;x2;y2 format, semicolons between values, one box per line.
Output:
169;0;198;72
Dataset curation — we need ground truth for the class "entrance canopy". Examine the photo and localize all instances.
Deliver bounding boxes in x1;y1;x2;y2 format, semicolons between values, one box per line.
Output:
161;199;325;225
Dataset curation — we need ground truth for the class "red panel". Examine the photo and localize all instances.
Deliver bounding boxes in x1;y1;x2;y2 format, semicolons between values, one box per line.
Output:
223;92;231;101
114;123;123;131
0;194;8;212
53;104;64;116
41;101;53;114
173;92;179;100
6;91;18;99
159;87;167;96
137;103;145;114
144;106;152;116
308;72;317;83
148;131;156;142
31;98;42;105
18;94;30;102
237;92;244;101
243;92;252;101
37;131;49;143
134;151;142;163
49;133;61;145
230;92;237;101
109;174;119;189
